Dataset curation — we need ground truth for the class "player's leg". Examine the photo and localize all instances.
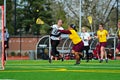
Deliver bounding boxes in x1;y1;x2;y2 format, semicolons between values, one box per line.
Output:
100;46;107;63
4;41;7;61
71;50;80;65
115;48;119;54
99;46;104;63
54;40;60;60
85;46;90;62
75;52;80;65
114;44;120;60
49;39;56;63
51;40;56;57
100;42;108;63
104;50;108;63
72;41;84;65
116;43;120;54
55;40;64;61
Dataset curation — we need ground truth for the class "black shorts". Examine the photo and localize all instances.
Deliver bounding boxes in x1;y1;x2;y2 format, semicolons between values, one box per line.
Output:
4;41;9;48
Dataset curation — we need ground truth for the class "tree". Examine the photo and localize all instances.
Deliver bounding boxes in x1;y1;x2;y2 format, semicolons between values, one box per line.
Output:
1;0;119;35
51;0;118;33
0;1;3;5
49;0;68;29
16;0;54;35
0;0;14;35
6;0;14;35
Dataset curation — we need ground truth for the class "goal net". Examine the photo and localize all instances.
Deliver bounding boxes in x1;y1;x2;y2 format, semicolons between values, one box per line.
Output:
0;5;5;70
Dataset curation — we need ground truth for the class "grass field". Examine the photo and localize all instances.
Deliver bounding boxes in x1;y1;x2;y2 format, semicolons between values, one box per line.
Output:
0;60;120;80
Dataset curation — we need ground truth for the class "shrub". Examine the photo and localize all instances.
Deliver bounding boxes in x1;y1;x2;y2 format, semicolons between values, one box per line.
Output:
11;52;15;56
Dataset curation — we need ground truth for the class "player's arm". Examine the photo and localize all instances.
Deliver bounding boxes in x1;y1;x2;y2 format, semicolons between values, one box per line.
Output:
50;33;61;37
117;30;120;39
49;25;53;33
106;30;109;36
59;30;71;34
49;25;55;31
105;30;109;39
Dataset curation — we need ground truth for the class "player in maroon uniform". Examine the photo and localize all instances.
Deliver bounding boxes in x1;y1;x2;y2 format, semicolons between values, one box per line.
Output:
116;20;120;54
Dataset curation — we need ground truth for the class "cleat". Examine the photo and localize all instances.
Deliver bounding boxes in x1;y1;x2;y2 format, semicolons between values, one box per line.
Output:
74;61;80;65
49;58;52;63
86;60;89;62
74;63;80;65
99;59;103;63
105;59;108;63
61;57;64;62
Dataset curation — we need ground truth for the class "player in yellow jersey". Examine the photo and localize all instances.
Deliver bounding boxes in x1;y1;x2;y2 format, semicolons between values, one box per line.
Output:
59;24;84;65
116;20;120;54
96;23;108;63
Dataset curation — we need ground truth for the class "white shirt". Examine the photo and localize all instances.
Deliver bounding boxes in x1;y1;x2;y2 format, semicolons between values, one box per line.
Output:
81;32;90;46
50;24;64;40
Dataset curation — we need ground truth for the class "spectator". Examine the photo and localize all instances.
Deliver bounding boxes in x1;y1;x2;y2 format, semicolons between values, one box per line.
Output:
4;27;9;61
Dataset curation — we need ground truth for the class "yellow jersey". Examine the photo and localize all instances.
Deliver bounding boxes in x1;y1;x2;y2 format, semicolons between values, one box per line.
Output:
117;29;120;39
97;29;108;42
69;30;82;44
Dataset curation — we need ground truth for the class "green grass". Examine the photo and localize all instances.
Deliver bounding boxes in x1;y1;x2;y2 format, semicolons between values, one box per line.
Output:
0;60;120;80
